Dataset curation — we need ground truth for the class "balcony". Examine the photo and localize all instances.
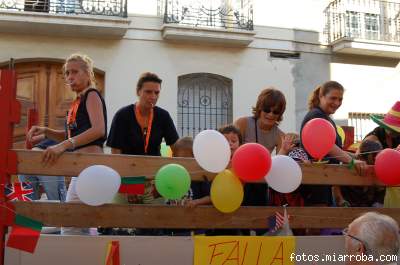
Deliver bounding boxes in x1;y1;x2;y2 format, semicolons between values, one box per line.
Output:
159;0;255;46
325;0;400;58
0;0;129;38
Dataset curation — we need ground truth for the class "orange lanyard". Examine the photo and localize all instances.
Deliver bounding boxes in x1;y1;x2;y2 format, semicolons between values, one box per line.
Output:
134;104;153;154
67;97;81;138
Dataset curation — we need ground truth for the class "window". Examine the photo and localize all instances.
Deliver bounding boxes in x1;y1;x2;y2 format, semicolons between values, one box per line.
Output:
365;13;379;40
346;11;361;38
177;73;233;137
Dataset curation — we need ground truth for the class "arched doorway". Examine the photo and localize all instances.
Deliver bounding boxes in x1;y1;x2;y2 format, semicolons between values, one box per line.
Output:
177;73;233;137
1;61;105;148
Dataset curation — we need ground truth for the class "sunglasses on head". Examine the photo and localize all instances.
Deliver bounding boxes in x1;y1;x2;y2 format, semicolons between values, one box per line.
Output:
263;107;281;115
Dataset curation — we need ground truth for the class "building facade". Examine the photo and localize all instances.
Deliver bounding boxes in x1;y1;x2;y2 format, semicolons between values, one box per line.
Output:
1;0;399;146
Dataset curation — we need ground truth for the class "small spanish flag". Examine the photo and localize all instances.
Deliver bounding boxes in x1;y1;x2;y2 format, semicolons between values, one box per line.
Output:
118;176;146;195
105;241;120;265
7;214;43;253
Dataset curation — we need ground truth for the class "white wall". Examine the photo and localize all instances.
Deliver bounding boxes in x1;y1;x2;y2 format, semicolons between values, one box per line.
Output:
5;13;397;136
252;0;331;32
128;0;331;32
330;55;400;121
0;15;331;134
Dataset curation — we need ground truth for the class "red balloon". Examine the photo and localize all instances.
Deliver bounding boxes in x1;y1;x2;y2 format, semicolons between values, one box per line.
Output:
375;148;400;185
301;118;336;160
231;143;271;182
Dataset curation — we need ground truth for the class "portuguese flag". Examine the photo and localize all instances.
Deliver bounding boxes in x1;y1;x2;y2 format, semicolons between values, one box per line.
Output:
118;176;146;195
7;214;43;253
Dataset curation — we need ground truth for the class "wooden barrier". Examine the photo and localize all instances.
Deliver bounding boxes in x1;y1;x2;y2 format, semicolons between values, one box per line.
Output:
12;202;400;229
16;149;380;186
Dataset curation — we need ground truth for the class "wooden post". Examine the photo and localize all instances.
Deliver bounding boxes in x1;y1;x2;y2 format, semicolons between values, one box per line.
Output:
25;107;38;149
0;68;20;265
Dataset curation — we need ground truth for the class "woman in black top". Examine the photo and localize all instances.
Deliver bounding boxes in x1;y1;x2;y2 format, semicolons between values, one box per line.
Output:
362;102;400;208
106;72;179;236
300;81;366;206
27;54;107;164
27;54;107;234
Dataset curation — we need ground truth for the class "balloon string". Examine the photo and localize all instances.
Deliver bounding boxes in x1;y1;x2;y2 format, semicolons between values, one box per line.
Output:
310;148;394;163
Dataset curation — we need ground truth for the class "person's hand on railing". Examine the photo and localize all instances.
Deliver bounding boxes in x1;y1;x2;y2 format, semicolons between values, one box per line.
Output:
27;125;46;144
41;141;69;167
28;134;46;147
353;159;369;176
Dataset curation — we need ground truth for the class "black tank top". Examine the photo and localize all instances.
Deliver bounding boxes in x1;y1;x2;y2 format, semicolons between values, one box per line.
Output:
366;127;400;149
65;88;107;150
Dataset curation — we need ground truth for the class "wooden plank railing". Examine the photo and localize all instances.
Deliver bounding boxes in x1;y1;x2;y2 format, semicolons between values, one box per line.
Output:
16;149;380;186
11;148;398;230
12;202;400;229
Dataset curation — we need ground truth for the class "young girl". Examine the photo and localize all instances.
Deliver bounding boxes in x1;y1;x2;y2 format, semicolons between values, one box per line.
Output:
218;124;242;158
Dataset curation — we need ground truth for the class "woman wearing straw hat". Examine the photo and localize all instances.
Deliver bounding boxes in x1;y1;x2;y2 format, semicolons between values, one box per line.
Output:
363;101;400;208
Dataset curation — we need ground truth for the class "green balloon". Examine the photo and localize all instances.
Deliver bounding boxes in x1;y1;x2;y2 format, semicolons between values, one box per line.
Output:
155;164;191;200
160;142;168;157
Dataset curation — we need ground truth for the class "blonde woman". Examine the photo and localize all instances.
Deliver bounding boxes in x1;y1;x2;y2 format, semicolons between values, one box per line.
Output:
27;54;107;234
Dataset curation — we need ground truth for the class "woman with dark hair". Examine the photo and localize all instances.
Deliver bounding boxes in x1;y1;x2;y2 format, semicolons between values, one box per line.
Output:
107;72;179;156
106;72;179;235
235;87;286;153
234;87;289;209
300;81;366;207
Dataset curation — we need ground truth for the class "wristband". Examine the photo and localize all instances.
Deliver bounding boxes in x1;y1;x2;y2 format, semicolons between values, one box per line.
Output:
67;137;76;150
347;157;355;170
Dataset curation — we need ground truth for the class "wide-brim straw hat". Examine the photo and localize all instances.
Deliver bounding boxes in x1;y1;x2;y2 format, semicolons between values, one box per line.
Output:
370;101;400;133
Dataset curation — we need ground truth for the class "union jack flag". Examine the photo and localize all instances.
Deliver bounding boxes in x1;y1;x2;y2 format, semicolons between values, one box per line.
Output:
5;182;34;202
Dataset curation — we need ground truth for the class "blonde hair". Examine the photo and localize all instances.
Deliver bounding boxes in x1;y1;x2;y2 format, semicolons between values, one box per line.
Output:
63;53;96;88
308;81;344;111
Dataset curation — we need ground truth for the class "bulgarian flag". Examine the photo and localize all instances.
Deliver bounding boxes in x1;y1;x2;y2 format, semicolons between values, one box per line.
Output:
118;176;145;195
104;241;120;265
7;214;43;253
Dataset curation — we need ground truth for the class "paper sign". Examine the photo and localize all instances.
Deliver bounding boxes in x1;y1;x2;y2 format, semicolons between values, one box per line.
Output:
194;236;295;265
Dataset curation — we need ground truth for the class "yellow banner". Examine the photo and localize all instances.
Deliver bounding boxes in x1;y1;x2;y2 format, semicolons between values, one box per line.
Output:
194;236;295;265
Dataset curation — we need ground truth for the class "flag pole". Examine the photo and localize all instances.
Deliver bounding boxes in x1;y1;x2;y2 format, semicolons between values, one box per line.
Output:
0;59;20;265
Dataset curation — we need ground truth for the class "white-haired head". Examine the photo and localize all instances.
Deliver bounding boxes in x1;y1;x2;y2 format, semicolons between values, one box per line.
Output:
349;212;399;263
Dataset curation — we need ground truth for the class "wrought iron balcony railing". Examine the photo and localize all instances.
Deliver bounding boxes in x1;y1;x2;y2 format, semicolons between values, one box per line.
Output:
159;0;253;31
0;0;127;17
324;0;400;43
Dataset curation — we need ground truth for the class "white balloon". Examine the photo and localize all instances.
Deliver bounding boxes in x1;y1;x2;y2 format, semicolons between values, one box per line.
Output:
193;130;231;173
76;165;121;206
265;155;302;193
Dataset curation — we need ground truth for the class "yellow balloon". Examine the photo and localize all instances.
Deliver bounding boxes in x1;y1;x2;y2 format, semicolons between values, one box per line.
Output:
210;169;244;213
166;146;173;157
336;125;345;145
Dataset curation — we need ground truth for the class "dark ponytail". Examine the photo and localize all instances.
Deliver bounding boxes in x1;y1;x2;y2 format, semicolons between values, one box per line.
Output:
308;81;344;110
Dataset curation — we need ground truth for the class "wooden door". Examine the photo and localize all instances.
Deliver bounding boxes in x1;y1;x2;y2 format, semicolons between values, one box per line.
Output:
4;62;104;148
48;64;104;130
